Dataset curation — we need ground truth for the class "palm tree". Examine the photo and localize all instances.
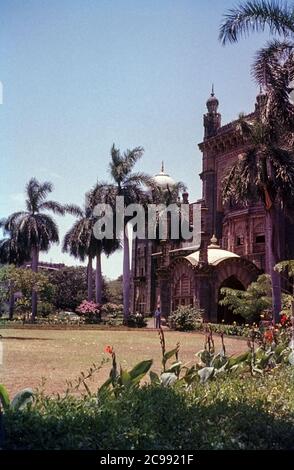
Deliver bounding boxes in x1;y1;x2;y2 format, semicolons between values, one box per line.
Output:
0;224;30;266
86;183;120;304
151;181;187;241
219;1;294;46
219;1;294;323
63;206;97;302
220;1;294;127
96;145;153;321
3;178;68;321
222;116;294;322
63;199;119;304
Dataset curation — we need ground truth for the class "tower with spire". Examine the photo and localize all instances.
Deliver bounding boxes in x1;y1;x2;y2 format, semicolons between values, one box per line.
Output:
203;85;221;139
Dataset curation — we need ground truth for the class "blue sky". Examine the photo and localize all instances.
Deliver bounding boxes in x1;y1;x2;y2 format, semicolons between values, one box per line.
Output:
0;0;270;278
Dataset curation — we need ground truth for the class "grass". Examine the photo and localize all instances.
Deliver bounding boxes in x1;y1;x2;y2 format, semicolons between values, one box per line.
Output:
0;328;247;396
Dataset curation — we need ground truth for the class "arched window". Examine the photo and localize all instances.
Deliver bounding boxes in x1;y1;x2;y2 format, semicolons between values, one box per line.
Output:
172;273;194;311
136;293;146;313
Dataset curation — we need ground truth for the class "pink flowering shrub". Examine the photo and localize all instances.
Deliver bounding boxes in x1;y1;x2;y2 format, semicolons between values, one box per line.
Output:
76;300;101;316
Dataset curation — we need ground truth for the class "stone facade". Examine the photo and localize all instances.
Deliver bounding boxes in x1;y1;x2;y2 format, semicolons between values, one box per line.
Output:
130;91;294;323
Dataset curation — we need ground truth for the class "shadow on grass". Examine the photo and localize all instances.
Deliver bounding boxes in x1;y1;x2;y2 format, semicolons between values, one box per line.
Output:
1;336;52;341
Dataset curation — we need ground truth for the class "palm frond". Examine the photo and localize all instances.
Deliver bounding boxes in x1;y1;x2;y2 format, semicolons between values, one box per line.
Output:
109;145;144;183
269;145;294;204
35;180;53;203
64;204;84;218
252;38;294;85
87;182;117;208
3;212;28;232
123;172;154;188
25;178;53;212
219;0;294;45
222;148;259;206
122;147;144;174
38;200;65;215
62;212;101;261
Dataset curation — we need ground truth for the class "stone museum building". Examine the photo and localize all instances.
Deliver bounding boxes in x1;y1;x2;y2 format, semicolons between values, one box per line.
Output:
130;90;294;323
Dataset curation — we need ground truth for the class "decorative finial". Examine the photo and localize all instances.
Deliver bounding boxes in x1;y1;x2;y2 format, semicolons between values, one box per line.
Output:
211;234;217;244
211;83;214;97
161;161;164;173
208;234;220;249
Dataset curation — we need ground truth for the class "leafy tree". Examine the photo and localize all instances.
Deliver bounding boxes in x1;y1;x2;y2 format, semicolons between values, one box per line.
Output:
0;221;31;319
0;266;54;318
275;260;294;318
48;266;108;311
0;266;14;317
219;274;272;321
105;275;123;305
275;259;294;277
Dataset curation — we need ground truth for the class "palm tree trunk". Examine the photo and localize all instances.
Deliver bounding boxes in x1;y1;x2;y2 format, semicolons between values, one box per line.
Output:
8;286;14;320
87;256;93;301
31;246;39;323
123;226;130;322
95;252;102;304
265;208;281;324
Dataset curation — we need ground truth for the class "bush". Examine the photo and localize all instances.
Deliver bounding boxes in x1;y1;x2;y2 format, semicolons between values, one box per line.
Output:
194;321;251;337
98;303;123;326
37;301;55;317
76;300;101;323
126;313;147;328
169;306;203;331
3;368;294;450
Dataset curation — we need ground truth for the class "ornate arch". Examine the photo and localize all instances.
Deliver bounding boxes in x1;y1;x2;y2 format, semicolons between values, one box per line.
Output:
168;258;196;311
214;257;260;304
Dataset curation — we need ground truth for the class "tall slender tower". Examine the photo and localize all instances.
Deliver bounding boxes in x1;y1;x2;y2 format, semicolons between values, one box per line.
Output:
203;85;221;139
200;87;222;237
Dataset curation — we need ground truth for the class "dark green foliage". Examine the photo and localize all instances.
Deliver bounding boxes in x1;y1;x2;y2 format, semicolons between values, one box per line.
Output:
3;368;294;450
105;275;123;304
169;306;203;331
48;267;107;311
126;313;147;328
220;274;272;321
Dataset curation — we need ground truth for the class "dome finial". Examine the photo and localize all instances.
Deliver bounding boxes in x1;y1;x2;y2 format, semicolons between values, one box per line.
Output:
211;83;214;97
153;163;176;190
206;86;219;113
208;234;220;249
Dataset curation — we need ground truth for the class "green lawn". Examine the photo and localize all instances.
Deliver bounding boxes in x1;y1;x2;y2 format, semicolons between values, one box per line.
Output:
0;328;247;396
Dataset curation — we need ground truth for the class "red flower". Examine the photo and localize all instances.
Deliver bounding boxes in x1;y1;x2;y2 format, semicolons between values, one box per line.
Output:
264;330;274;343
280;314;288;326
104;345;113;355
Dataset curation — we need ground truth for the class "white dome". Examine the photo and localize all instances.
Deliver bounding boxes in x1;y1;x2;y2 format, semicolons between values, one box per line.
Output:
153;162;176;189
185;248;239;266
185;236;239;266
